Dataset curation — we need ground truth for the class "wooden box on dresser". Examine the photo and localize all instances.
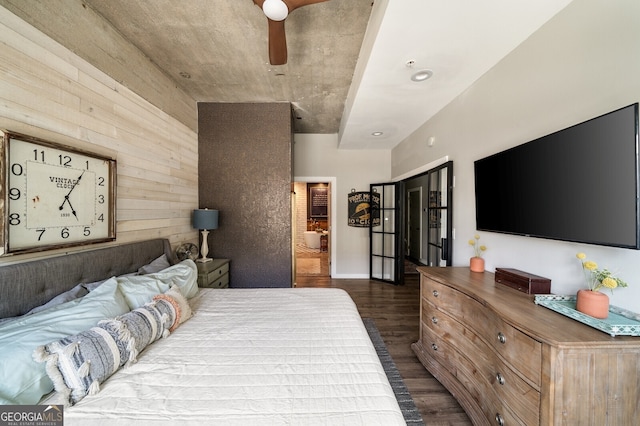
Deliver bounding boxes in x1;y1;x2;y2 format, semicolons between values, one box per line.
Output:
411;267;640;426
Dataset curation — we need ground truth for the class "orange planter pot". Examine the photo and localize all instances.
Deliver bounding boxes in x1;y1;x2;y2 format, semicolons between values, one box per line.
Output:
470;257;485;273
575;289;609;319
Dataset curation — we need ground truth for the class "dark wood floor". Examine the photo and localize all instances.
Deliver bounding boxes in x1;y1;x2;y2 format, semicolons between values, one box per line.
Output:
296;273;472;426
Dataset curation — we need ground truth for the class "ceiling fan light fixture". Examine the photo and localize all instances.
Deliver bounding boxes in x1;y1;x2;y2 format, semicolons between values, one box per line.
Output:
411;69;433;82
263;0;289;21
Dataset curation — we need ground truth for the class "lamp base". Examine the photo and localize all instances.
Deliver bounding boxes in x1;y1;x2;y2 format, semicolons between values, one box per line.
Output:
198;229;213;263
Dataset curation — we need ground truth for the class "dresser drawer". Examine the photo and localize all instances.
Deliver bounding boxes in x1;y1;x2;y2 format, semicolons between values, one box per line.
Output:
489;356;540;425
423;277;542;388
421;323;530;425
205;261;228;281
197;259;230;288
421;300;485;377
202;270;229;289
484;316;541;389
423;301;540;425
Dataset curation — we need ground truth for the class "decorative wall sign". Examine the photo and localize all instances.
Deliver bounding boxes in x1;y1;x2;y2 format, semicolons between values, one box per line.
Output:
1;131;116;255
309;186;328;218
347;189;380;227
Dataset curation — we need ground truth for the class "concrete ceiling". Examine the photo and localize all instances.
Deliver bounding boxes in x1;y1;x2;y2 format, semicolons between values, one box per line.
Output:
5;0;573;149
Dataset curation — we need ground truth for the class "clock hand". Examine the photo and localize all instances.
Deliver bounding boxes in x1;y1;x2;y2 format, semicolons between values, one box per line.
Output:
66;198;79;220
58;197;78;220
58;171;85;212
64;170;84;198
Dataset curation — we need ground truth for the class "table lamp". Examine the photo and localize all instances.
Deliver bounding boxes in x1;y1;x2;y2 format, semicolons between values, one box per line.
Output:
192;208;218;262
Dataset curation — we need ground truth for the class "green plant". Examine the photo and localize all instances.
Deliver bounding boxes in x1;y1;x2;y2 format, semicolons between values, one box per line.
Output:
576;252;628;293
468;234;487;258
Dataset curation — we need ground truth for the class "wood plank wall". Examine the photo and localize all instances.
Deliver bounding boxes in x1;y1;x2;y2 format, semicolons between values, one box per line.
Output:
0;6;199;262
0;0;197;132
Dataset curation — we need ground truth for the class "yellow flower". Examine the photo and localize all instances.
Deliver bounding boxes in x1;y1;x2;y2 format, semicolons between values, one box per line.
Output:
575;253;628;293
601;277;618;289
469;234;487;258
583;261;597;271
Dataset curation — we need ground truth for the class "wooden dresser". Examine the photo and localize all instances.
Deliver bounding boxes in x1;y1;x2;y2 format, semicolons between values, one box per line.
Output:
412;267;640;425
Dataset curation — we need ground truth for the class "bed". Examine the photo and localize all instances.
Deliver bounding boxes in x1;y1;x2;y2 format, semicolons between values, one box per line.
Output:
0;239;406;425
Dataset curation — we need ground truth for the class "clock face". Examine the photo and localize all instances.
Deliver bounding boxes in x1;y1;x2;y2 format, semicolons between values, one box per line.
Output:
2;133;116;254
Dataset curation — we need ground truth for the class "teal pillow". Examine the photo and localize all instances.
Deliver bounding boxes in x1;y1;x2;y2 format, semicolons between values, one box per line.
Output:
117;260;198;309
0;277;129;405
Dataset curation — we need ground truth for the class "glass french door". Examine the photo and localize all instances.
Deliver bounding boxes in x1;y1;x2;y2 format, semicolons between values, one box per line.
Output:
425;162;453;266
369;182;404;285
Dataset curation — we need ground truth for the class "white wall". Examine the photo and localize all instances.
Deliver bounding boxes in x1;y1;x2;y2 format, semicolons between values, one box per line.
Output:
294;134;391;278
392;0;640;312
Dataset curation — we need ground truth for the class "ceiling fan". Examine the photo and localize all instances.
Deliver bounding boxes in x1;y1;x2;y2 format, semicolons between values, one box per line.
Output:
253;0;329;65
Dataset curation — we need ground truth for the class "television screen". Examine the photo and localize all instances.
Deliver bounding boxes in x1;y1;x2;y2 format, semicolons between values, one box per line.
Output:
474;103;639;249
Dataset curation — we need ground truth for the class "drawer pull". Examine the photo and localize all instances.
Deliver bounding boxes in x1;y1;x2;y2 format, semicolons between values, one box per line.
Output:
431;343;438;351
496;372;505;386
497;332;507;344
432;290;439;297
431;316;438;324
495;413;505;426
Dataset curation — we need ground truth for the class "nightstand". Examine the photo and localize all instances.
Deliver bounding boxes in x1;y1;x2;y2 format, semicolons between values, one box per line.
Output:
196;258;230;288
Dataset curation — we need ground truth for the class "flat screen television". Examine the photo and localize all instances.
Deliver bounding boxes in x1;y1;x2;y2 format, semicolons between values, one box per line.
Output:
474;103;640;249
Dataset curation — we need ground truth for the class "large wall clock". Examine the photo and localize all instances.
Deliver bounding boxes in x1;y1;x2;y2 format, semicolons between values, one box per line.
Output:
1;131;116;255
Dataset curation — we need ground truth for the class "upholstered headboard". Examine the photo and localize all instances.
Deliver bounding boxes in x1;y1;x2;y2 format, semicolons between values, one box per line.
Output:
0;239;175;319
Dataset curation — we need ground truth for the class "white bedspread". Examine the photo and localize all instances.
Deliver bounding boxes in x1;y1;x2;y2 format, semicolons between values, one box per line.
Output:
64;288;405;425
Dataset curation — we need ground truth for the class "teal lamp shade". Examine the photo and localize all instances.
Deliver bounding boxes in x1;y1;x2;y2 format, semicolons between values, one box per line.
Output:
192;209;218;262
193;209;219;231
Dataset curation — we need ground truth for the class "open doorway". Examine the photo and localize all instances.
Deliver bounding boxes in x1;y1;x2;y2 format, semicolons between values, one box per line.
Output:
293;181;331;279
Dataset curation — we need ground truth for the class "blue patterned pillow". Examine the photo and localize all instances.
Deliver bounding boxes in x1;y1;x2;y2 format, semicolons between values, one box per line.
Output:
34;324;128;405
104;298;177;365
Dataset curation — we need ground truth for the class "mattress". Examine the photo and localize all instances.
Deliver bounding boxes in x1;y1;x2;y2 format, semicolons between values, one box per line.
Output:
62;288;405;425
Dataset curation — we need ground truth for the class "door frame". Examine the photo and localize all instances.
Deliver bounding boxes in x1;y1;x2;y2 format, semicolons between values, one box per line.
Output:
393;156;453;270
293;176;337;277
399;159;454;268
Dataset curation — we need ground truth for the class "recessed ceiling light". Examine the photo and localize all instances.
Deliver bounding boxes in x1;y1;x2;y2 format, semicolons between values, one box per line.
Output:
411;69;433;82
372;131;383;136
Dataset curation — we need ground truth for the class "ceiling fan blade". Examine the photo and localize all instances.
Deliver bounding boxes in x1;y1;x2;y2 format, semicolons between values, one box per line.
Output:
268;19;287;65
254;0;328;65
284;0;329;13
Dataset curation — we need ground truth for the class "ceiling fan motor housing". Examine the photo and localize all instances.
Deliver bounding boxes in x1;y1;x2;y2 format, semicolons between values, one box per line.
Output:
263;0;288;21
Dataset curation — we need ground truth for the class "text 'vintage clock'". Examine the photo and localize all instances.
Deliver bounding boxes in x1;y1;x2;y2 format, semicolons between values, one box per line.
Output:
1;131;116;255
